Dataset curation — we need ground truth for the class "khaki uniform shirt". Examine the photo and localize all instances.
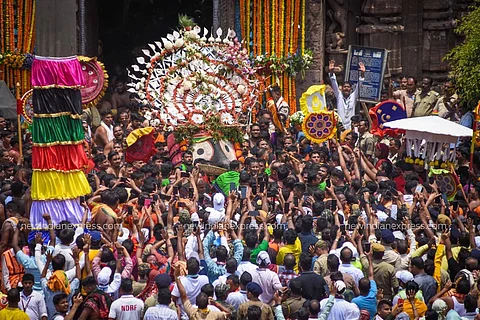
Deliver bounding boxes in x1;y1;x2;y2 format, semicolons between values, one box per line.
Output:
394;89;417;118
281;295;306;319
372;259;399;301
359;132;375;156
313;254;329;277
238;300;274;320
434;93;458;119
184;300;227;320
412;90;439;117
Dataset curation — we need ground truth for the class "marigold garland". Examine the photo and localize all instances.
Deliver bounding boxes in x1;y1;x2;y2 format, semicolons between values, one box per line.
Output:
238;0;308;113
0;0;36;96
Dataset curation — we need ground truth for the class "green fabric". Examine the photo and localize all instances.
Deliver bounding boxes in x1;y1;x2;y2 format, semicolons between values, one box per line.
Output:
213;171;240;196
250;240;269;264
32;115;84;144
318;181;326;191
351;259;363;272
265;168;271;176
162;178;170;187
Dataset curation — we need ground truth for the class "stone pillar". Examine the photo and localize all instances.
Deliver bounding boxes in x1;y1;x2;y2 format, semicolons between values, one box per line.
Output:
357;0;404;77
35;0;78;56
296;0;326;101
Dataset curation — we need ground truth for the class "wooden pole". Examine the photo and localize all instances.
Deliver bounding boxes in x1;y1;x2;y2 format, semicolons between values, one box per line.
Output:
15;83;23;160
361;102;372;129
470;102;479;171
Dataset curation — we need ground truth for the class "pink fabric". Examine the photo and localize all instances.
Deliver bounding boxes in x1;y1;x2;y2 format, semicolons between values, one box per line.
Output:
32;56;86;87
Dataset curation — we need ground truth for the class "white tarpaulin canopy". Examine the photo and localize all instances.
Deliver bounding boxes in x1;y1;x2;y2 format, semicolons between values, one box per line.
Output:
383;116;473;138
0;81;16;119
383;116;473;162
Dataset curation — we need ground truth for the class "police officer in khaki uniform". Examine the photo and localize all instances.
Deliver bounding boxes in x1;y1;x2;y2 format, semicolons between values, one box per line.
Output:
411;77;439;117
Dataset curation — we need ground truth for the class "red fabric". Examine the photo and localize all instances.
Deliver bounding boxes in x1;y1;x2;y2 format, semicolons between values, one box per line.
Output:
126;133;157;163
16;99;22;115
32;144;88;171
393;175;406;194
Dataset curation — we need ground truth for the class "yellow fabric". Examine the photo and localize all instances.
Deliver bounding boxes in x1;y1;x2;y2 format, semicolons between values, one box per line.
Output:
276;237;302;273
411;244;429;258
126;127;155;147
402;300;428;319
47;270;71;294
31;171;90;200
441;246;463;271
80;249;100;295
434;244;444;292
299;85;327;114
0;307;30;320
266;99;285;133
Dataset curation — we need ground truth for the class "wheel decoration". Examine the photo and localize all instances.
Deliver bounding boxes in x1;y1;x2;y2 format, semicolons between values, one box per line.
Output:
302;111;337;144
20;89;34;124
77;56;109;109
434;173;458;199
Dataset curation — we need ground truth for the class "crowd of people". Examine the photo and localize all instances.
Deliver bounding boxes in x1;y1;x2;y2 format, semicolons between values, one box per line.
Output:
0;62;479;320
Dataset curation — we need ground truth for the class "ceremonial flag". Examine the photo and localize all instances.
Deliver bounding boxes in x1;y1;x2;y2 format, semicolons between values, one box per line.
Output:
299;85;327;115
369;100;406;137
126;127;157;163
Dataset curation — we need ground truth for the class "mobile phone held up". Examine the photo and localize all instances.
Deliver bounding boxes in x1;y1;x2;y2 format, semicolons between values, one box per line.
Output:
451;200;459;211
240;186;247;199
181;171;189;178
248;210;260;217
330;199;337;211
189;187;194;199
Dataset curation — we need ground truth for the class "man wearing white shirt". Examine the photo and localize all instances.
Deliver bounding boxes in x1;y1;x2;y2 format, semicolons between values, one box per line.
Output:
18;274;47;320
226;273;250;309
52;228;75;271
236;248;259;283
108;279;144;320
255;251;282;304
320;280;360;320
338;247;364;286
171;257;210;319
329;60;366;130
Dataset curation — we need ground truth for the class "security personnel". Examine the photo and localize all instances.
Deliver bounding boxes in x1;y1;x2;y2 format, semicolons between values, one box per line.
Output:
412;77;439;117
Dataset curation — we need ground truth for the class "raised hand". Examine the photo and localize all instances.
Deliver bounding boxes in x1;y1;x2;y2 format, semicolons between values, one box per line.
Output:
35;232;44;244
359;62;366;73
73;293;83;306
83;233;92;247
329;60;336;73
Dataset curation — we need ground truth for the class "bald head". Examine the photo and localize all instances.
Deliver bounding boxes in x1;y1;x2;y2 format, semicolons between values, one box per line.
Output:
284;253;296;270
340;247;353;263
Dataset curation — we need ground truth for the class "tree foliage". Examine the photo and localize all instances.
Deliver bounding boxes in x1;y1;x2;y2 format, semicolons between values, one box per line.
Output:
445;0;480;107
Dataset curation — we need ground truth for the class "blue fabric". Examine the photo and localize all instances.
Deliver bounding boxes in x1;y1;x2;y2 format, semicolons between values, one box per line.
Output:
203;230;244;283
298;231;318;254
42;277;79;319
30;199;86;227
351;280;377;320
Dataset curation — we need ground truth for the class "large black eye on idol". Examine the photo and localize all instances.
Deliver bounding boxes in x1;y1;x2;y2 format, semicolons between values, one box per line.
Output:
191;141;214;161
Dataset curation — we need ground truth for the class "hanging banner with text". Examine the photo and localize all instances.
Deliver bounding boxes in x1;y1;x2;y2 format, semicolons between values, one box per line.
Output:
345;45;388;103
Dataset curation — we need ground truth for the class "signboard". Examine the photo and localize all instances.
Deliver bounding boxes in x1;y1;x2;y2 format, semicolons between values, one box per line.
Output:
345;45;388;103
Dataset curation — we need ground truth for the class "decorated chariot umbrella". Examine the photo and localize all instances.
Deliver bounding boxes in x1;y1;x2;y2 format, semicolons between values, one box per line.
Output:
383;116;472;163
384;116;473;199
